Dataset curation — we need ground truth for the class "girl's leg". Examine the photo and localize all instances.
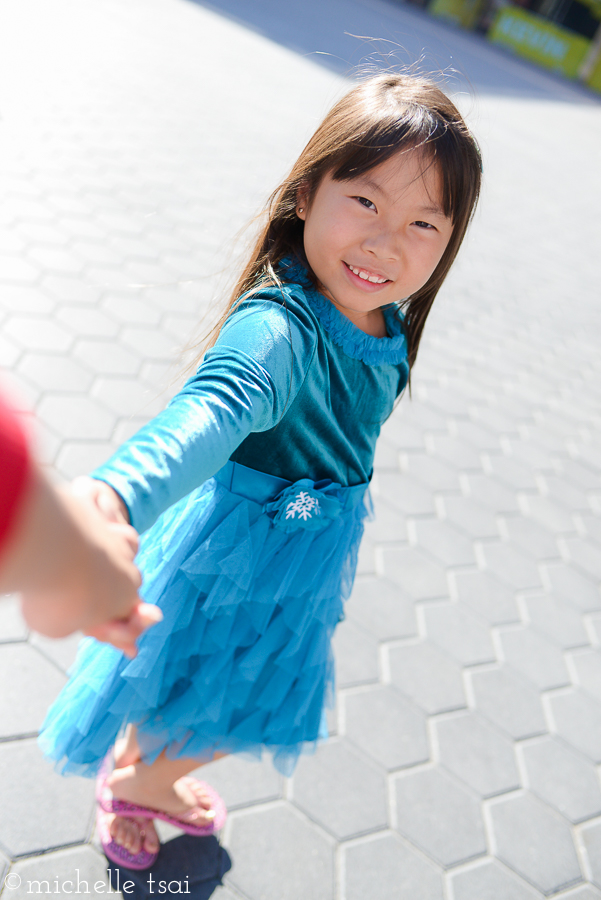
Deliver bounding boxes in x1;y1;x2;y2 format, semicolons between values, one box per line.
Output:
107;750;227;822
108;726;159;854
114;724;142;768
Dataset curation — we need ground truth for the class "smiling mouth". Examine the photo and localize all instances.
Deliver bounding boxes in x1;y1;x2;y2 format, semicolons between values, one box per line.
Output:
345;262;390;284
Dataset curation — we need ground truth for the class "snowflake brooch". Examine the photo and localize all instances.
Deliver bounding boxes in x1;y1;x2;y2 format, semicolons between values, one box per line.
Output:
285;490;321;522
263;479;344;533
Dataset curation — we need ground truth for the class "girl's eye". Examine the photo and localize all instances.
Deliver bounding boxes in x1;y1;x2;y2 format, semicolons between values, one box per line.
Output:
355;196;376;211
414;220;435;230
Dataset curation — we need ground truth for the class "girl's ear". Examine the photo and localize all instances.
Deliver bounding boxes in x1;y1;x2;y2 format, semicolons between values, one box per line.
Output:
296;185;309;220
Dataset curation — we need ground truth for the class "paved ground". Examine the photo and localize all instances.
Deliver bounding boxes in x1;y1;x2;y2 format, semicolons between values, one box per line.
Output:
0;0;600;897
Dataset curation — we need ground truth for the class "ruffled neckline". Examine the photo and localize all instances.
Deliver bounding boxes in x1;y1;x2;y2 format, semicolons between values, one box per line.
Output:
279;256;408;367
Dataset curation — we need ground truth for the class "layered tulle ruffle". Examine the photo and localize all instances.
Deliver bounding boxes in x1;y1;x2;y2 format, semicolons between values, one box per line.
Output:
39;464;369;777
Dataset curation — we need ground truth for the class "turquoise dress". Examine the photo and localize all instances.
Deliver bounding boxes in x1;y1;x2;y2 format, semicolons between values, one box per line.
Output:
39;258;409;776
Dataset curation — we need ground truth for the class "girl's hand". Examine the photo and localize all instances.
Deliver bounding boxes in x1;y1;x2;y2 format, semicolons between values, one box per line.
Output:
70;476;131;525
85;600;163;659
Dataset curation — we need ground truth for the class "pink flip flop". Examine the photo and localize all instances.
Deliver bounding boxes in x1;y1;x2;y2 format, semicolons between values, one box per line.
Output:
97;774;227;837
96;806;159;871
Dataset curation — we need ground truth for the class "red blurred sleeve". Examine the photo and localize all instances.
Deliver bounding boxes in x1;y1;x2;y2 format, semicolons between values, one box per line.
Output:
0;390;31;556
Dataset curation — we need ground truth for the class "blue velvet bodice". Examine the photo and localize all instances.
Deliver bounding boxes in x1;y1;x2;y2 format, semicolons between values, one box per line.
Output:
93;259;409;534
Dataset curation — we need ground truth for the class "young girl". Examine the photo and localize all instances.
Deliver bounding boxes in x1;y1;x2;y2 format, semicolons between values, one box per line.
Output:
40;72;481;869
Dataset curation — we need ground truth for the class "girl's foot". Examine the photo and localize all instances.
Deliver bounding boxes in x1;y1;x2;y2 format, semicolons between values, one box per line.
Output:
108;813;160;857
106;765;216;826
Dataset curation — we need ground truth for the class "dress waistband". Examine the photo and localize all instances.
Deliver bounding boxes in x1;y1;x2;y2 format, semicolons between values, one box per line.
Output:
214;460;368;511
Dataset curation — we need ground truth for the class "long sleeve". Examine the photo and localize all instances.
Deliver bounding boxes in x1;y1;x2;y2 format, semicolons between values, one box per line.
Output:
92;289;317;534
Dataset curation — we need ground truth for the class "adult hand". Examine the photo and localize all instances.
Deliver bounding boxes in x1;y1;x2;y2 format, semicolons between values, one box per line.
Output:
4;469;161;656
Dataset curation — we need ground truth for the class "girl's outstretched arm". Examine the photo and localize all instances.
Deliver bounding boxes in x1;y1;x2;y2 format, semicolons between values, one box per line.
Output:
91;288;317;535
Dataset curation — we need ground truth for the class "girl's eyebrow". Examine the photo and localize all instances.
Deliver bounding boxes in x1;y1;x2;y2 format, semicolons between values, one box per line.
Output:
354;176;384;196
353;176;447;218
419;203;447;218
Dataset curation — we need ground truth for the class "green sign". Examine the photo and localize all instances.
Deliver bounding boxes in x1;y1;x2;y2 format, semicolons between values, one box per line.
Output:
588;51;601;91
429;0;484;29
489;6;590;78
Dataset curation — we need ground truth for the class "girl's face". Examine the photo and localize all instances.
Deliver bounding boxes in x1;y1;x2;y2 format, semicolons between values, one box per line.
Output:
298;150;454;335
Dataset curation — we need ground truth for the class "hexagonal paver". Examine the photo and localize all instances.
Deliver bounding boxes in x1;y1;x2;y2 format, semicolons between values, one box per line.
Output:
30;631;81;674
498;626;570;690
569;649;601;703
36;395;116;440
101;293;162;325
292;739;387;840
435;712;519;798
464;475;519;513
91;376;166;418
55;441;117;480
17;352;93;392
4;316;72;352
422;603;496;666
442;495;499;540
519;737;601;823
468;665;547;740
558;888;601;900
190;754;282;810
402;453;460;491
381;546;448;600
0;284;54;313
343;832;444;900
0;255;40;282
394;767;486;867
542;564;601;613
345;578;416;641
547;690;601;762
388;641;466;714
486;455;537;491
0;595;28;641
448;858;545;900
521;495;577;534
0;739;95;856
499;515;560;561
413;519;476;569
344;685;428;771
72;338;141;375
0;643;66;738
332;619;379;688
120;326;176;359
524;594;589;649
581;820;601;890
8;845;109;898
451;570;520;625
488;791;581;894
363;498;407;543
373;472;435;516
480;542;542;591
564;540;601;581
226;804;334;900
429;434;481;469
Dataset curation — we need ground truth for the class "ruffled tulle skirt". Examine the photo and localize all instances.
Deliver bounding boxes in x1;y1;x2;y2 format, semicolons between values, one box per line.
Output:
39;461;369;777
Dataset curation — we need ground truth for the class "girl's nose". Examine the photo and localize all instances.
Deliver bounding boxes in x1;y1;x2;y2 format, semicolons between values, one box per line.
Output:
362;227;401;259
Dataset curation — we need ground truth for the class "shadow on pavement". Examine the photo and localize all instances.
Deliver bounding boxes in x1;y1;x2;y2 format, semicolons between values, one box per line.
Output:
189;0;599;102
106;835;232;899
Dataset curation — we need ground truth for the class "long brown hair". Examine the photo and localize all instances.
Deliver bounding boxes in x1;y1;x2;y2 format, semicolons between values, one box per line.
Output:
202;72;481;371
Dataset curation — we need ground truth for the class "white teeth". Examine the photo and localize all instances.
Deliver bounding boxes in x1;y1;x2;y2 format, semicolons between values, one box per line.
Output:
348;264;387;284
